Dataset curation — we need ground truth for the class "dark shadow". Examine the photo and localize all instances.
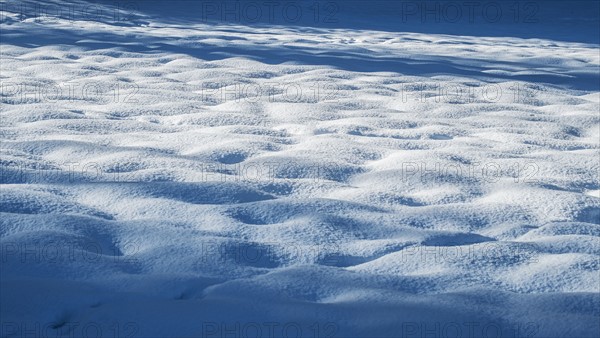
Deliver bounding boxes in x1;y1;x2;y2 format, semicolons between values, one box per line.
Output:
1;0;598;92
105;0;600;44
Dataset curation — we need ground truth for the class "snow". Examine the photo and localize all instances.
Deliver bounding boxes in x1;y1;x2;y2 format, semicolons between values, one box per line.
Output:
1;0;599;337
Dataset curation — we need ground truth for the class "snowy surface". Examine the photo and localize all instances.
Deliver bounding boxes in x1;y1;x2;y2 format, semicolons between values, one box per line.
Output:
1;1;599;337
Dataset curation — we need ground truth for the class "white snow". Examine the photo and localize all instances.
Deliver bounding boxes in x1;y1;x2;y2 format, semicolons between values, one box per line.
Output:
1;0;599;337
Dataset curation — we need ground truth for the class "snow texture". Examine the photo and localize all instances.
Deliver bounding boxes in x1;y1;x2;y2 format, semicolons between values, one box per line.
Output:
1;0;599;337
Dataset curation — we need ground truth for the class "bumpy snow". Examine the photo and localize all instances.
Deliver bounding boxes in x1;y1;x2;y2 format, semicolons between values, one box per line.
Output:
1;1;599;337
